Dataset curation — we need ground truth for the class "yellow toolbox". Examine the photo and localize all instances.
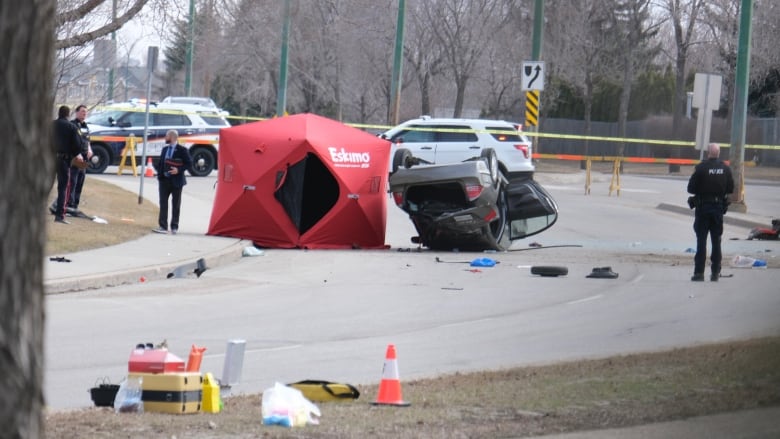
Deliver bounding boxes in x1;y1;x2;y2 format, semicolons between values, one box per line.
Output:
129;372;202;414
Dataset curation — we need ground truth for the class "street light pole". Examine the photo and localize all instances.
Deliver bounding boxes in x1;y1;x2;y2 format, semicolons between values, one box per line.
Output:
389;0;405;125
276;0;291;117
139;46;158;205
108;0;117;101
728;0;753;213
184;0;195;96
526;0;544;153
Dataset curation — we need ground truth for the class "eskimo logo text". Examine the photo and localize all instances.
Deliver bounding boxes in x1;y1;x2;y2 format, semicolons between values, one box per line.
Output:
329;147;370;168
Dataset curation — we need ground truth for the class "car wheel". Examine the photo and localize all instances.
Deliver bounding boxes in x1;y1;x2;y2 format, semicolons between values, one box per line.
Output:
392;148;413;174
483;188;511;251
480;148;500;188
86;143;110;174
530;266;569;277
189;147;216;177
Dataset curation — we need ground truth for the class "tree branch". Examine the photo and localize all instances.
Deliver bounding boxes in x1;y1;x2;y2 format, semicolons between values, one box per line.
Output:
56;0;151;49
56;0;105;27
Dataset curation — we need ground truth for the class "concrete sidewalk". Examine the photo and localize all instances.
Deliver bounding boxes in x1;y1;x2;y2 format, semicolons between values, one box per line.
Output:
44;174;248;294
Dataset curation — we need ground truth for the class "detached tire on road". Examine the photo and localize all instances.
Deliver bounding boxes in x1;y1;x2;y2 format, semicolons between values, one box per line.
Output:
530;266;568;277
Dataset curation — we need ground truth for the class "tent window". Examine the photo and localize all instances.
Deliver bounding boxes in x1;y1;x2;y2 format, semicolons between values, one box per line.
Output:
274;153;339;235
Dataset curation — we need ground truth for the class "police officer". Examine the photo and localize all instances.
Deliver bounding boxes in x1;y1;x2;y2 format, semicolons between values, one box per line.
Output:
687;142;734;281
53;105;85;224
68;104;92;212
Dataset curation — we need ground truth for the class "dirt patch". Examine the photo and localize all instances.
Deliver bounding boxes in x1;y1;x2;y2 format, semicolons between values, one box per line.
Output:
45;337;780;438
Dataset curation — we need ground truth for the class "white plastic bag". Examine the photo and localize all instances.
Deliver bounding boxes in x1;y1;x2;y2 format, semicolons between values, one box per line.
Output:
261;382;320;427
113;376;144;413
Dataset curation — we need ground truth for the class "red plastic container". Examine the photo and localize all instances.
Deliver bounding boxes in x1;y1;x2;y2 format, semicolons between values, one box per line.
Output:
128;347;185;373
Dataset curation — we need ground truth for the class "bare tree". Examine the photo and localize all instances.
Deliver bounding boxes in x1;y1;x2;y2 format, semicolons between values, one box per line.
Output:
0;1;55;437
661;0;704;129
611;0;661;157
699;0;739;114
659;0;705;169
423;0;508;117
404;2;446;117
546;0;619;154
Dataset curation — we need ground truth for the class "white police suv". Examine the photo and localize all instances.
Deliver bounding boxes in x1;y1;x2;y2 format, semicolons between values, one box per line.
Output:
86;100;230;177
380;116;534;181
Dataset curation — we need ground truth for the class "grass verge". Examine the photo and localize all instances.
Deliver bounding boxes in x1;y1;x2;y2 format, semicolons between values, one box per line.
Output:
45;336;780;438
46;178;158;255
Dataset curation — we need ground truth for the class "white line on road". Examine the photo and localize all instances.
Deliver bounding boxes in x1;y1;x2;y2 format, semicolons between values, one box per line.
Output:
567;294;604;305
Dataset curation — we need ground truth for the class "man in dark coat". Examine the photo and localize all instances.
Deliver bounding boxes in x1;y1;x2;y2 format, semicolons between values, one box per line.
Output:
687;143;735;281
152;130;193;235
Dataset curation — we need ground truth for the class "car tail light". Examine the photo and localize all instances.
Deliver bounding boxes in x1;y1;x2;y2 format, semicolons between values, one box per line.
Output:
514;144;529;158
483;208;498;222
465;184;483;201
392;191;404;206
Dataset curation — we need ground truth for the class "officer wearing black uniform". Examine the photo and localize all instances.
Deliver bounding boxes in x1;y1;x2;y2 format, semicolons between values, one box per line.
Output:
687;142;734;282
53;105;85;224
69;104;91;211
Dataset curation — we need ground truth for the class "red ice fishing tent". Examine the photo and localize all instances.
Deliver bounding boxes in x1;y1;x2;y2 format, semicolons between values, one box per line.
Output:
207;113;391;249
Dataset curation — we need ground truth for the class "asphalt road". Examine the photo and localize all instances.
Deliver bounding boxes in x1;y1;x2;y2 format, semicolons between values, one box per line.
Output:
45;170;780;410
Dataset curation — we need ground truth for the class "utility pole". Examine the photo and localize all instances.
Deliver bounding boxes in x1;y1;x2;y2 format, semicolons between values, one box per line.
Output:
389;0;405;125
184;0;195;96
139;46;158;205
276;0;291;116
107;0;117;101
525;0;544;151
728;0;753;213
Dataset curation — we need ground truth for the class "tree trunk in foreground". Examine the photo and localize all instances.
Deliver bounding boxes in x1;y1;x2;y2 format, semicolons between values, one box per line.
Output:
0;1;55;438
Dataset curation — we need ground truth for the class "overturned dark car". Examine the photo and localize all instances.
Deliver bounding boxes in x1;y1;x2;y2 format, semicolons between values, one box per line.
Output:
388;148;558;251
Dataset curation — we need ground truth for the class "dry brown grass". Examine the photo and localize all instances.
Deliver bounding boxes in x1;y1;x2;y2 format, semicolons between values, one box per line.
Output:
46;178;158;255
45;337;780;438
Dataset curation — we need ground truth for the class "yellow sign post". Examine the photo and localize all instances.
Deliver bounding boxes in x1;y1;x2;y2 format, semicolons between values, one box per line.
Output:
117;134;138;176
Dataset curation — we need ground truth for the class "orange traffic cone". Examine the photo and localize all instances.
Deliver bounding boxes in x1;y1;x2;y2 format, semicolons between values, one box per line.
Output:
371;344;410;406
186;345;206;372
144;157;155;178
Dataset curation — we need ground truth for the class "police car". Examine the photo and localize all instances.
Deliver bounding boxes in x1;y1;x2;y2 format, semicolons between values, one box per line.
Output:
85;99;230;177
380;116;535;181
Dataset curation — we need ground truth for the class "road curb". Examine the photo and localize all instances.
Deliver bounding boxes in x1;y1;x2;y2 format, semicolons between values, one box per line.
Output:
44;238;248;294
655;203;767;231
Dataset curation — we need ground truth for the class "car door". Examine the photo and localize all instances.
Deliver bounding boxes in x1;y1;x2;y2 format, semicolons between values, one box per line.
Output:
504;179;559;240
149;112;194;156
433;124;481;165
389;124;437;164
